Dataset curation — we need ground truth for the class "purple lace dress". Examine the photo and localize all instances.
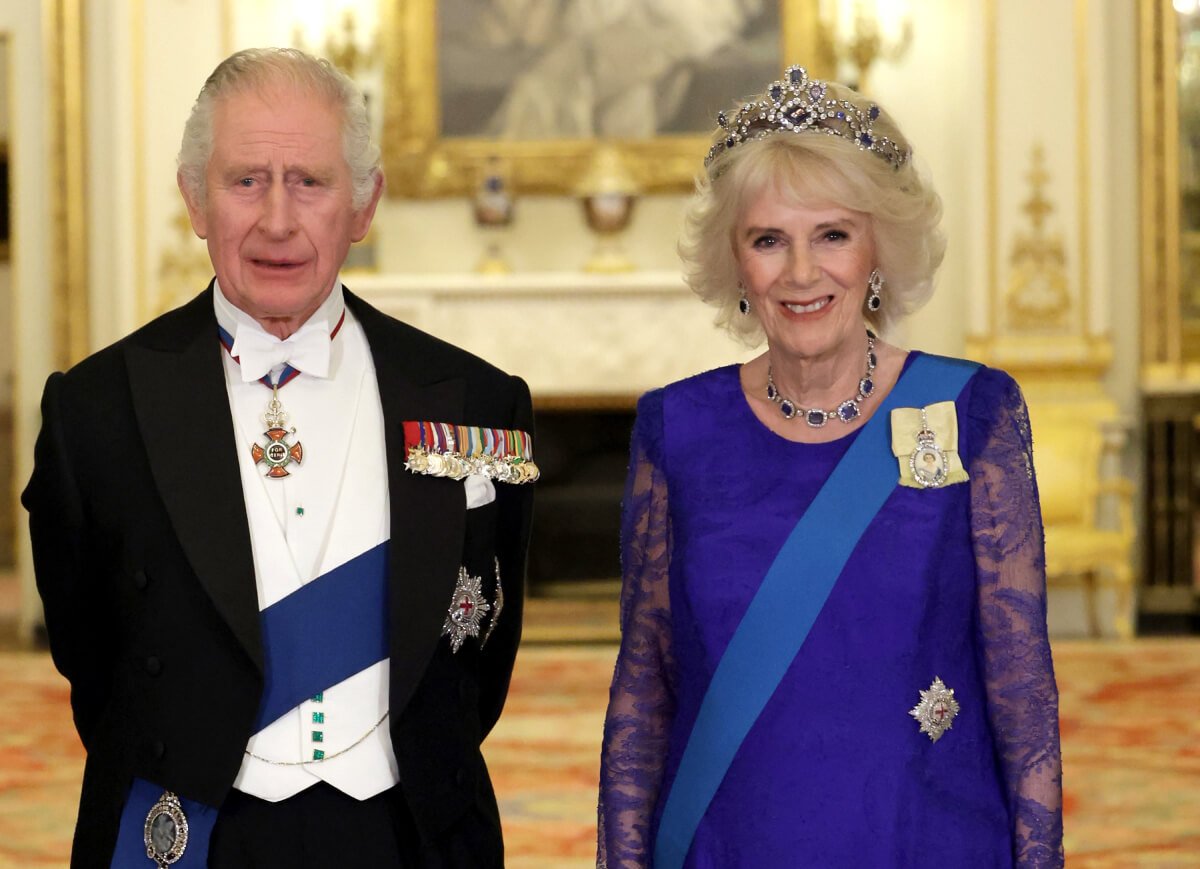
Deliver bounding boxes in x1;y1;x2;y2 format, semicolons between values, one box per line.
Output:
598;356;1063;868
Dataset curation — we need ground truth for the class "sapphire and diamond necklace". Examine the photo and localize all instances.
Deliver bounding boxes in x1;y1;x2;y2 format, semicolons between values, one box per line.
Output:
766;331;877;427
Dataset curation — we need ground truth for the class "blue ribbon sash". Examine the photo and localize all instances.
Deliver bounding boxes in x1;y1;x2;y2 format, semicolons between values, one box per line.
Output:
111;541;389;866
653;355;979;869
254;540;390;730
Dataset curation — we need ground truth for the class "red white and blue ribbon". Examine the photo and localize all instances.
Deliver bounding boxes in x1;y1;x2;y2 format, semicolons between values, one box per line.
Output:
216;312;346;389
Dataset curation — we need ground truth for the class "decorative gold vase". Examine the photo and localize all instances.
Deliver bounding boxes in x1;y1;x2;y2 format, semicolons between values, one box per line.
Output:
473;157;515;274
576;146;639;273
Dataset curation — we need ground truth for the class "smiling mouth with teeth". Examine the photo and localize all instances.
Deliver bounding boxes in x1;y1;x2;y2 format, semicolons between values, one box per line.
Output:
784;297;832;314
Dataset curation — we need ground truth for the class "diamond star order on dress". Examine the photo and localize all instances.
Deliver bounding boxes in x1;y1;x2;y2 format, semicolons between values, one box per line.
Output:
909;677;960;742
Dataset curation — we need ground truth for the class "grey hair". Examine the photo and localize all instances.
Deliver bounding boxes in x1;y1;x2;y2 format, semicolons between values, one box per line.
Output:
177;47;381;209
680;79;944;345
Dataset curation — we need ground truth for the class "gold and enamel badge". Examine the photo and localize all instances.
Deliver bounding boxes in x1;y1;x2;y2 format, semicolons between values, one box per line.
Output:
144;790;188;867
909;677;960;742
250;388;303;478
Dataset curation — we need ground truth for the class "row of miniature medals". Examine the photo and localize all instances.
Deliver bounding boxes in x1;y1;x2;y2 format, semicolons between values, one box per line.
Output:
764;330;949;489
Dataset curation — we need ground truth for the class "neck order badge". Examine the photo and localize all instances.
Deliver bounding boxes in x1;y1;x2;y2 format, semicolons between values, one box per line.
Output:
217;312;346;478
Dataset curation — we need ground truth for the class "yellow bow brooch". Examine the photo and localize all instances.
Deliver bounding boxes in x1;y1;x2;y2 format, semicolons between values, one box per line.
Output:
889;401;969;489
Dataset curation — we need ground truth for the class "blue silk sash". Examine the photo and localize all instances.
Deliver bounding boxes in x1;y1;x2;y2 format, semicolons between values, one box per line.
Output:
111;541;390;866
653;354;979;869
253;540;389;730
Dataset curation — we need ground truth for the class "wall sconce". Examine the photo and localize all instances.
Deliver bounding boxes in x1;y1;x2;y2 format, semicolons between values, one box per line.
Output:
322;10;376;80
816;0;913;94
291;7;377;80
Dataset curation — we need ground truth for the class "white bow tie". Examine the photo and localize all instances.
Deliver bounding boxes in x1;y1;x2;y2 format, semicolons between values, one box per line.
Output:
231;322;333;383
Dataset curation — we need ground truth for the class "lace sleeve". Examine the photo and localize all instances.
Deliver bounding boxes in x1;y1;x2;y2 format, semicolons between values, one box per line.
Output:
968;371;1064;868
598;390;676;869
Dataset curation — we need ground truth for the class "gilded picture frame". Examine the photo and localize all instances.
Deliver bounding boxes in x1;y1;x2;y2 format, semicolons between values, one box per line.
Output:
380;0;823;197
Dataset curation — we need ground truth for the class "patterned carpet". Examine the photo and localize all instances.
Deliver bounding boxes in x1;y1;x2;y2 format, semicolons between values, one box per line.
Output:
1;638;1197;868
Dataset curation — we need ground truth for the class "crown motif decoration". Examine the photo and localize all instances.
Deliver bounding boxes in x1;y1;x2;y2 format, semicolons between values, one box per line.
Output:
704;66;910;174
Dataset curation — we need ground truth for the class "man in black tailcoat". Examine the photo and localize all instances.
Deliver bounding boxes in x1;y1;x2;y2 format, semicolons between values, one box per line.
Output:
23;47;535;868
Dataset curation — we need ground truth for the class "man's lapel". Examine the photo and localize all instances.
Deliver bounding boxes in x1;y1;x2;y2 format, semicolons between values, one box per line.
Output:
125;288;263;672
350;293;467;716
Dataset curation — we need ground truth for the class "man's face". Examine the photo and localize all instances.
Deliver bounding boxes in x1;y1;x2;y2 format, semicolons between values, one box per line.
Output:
180;83;381;337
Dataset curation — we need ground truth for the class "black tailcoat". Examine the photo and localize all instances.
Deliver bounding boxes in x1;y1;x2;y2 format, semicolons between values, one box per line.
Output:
22;287;534;867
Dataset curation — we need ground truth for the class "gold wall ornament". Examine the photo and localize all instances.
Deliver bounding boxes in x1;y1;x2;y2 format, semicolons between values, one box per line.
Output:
379;0;826;197
322;10;376;81
1005;144;1071;331
292;10;379;81
968;0;1110;385
154;205;212;317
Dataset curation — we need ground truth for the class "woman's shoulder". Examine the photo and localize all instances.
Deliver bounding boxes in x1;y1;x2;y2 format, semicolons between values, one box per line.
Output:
632;365;742;450
632;365;741;419
907;352;1021;407
658;364;742;404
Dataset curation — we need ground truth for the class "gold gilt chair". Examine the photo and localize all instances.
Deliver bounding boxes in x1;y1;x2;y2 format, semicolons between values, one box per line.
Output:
1027;399;1136;638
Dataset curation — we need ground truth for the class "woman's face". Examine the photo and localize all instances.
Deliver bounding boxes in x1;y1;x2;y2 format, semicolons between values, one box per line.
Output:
734;187;875;361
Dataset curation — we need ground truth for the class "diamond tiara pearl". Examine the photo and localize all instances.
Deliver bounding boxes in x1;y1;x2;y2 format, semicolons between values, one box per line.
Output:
705;66;910;176
766;331;877;427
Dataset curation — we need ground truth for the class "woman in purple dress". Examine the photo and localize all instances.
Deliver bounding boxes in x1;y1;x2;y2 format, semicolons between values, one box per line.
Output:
598;68;1063;868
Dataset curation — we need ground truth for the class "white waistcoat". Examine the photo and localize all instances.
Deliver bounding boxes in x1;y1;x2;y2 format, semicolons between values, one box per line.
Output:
218;291;400;803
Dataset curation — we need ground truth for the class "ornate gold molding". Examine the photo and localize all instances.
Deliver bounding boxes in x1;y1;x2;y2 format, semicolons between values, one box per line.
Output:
971;0;1111;380
1005;144;1071;331
44;0;89;368
1139;0;1185;382
379;0;824;197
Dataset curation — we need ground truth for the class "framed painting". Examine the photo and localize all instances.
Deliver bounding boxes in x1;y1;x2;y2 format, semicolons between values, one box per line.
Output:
380;0;824;197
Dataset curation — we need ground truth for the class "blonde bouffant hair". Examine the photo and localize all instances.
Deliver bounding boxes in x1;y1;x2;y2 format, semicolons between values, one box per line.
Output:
680;78;944;345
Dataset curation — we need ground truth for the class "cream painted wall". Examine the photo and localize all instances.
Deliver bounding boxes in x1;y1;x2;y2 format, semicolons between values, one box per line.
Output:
85;0;225;347
3;0;54;640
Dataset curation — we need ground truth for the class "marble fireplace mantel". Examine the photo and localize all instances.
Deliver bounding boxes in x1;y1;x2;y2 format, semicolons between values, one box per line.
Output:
350;270;752;403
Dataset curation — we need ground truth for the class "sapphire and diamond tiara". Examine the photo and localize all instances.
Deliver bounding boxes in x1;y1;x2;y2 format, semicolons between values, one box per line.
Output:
704;66;910;174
